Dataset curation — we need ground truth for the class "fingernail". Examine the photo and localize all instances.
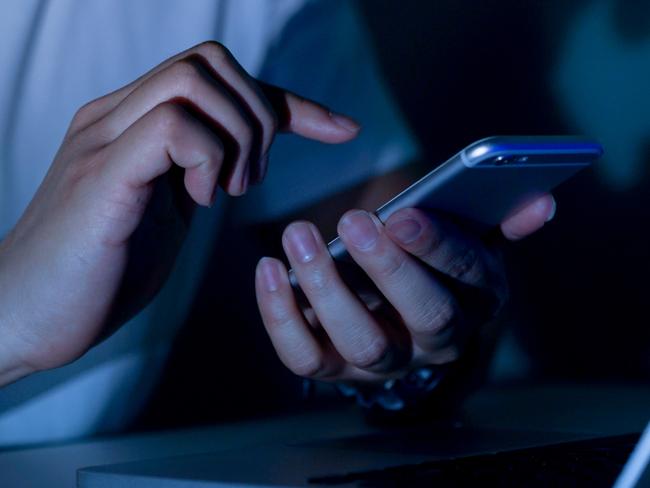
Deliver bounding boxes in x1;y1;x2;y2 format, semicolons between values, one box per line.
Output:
546;197;557;222
329;112;361;133
340;210;379;251
258;257;281;292
387;218;422;244
286;222;319;263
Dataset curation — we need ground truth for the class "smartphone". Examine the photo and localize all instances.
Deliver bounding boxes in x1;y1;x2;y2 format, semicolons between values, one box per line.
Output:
290;135;603;286
327;135;602;260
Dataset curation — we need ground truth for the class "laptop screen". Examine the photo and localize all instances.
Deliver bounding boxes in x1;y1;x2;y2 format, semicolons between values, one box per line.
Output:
615;422;650;488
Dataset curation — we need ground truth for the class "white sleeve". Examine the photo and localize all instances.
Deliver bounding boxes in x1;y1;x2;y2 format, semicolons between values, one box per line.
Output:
238;0;420;222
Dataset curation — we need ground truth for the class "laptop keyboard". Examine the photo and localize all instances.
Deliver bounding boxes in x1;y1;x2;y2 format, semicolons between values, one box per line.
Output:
308;433;640;487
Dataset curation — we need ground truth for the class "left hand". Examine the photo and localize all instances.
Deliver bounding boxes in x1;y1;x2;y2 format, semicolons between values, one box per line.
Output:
255;194;555;384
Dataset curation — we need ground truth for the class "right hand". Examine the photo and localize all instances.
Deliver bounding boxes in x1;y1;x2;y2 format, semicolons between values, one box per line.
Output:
0;41;360;386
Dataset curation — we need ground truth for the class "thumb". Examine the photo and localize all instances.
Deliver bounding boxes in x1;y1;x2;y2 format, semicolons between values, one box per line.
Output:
260;82;361;144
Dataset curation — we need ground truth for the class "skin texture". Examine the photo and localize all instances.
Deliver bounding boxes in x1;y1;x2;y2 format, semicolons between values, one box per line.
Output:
0;41;360;387
256;194;555;384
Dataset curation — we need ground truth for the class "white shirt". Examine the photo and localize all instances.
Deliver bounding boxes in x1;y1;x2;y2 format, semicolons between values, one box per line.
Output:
0;0;417;446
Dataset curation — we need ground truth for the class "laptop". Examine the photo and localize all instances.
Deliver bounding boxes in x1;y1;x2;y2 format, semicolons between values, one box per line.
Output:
78;421;650;487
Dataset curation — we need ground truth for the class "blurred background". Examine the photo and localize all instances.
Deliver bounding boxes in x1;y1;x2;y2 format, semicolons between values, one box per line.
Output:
356;0;650;382
138;0;650;429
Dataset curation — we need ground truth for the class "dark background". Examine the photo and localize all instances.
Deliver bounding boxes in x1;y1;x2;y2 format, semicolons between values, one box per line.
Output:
137;0;650;430
357;0;650;379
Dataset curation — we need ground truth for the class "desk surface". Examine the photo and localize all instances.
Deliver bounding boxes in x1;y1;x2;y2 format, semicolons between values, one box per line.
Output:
2;383;649;488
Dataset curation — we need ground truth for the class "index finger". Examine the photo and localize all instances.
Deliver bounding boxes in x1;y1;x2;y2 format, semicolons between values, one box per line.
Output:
259;83;360;144
72;41;360;146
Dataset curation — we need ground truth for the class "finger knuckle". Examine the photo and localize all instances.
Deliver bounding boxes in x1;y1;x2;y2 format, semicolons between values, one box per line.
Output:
63;124;97;153
447;248;482;283
288;355;325;378
375;252;409;283
69;98;105;134
61;152;101;187
151;103;185;136
413;296;457;335
266;303;293;331
169;59;204;92
195;132;224;166
266;314;326;378
301;266;335;299
196;40;230;63
349;335;390;369
234;124;254;150
206;139;225;166
71;101;95;127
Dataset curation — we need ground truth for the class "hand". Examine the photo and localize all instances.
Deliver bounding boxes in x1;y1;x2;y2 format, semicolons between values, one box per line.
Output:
0;41;359;386
255;194;555;384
